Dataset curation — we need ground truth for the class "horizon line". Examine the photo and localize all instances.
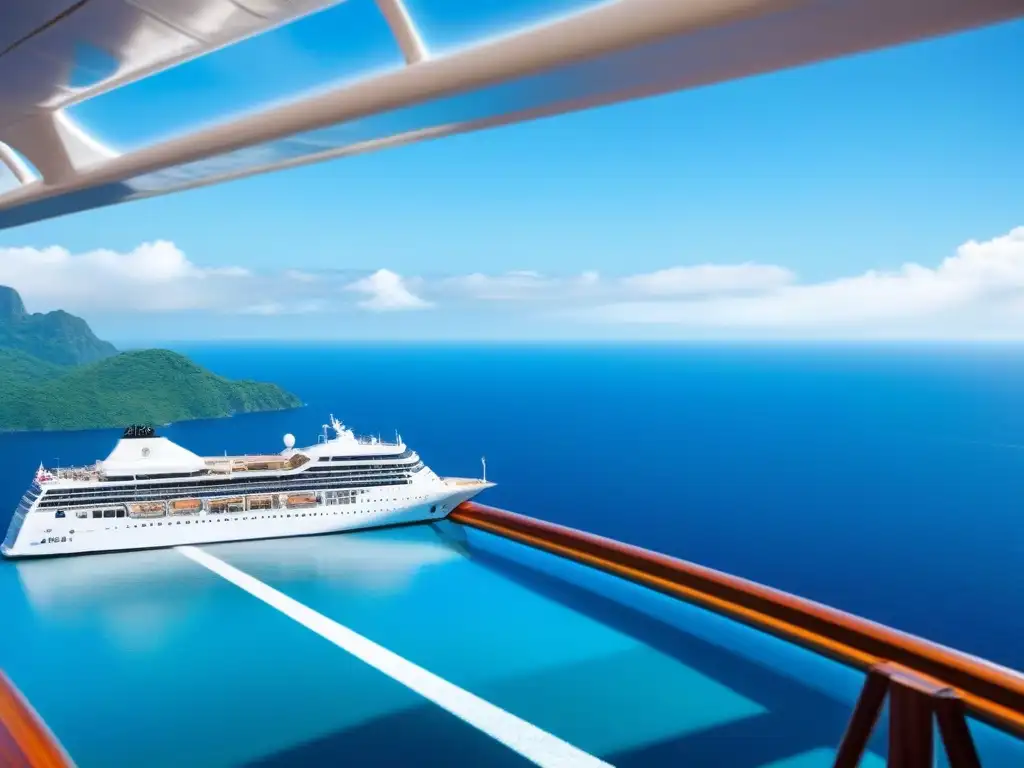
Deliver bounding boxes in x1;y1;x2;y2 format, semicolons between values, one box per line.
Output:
109;338;1024;347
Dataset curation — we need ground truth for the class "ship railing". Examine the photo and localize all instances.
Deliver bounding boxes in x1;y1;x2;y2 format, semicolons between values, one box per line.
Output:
203;456;296;474
54;467;99;481
444;477;490;487
0;671;73;767
450;502;1024;767
354;436;401;447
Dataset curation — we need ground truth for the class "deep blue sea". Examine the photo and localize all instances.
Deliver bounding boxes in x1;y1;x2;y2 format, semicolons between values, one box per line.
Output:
1;344;1022;766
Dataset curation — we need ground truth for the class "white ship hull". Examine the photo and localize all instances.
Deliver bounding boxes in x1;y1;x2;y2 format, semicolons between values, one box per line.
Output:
2;481;488;558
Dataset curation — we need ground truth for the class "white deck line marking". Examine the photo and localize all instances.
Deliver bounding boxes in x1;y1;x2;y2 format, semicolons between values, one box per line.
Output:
177;545;612;768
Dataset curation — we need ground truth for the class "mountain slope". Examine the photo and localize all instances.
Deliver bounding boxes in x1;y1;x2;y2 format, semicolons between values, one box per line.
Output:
0;286;118;365
0;348;68;387
0;349;301;432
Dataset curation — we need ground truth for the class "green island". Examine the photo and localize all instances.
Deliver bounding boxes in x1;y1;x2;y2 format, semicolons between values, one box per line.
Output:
0;286;300;432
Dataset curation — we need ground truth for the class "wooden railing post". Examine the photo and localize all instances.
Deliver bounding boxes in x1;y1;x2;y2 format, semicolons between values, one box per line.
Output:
934;689;983;768
833;667;890;768
833;662;983;768
887;666;935;768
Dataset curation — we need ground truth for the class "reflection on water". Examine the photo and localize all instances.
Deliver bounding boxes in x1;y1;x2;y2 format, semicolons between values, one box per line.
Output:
12;547;217;655
15;547;210;608
11;525;465;660
1;527;478;768
15;525;464;610
7;522;1019;766
203;524;465;593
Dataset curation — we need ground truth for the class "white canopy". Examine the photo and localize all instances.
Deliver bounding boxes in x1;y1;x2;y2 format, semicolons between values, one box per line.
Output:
2;0;1017;230
99;436;206;477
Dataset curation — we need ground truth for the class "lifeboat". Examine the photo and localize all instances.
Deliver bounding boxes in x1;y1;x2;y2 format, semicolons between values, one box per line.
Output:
208;497;244;514
127;501;166;518
246;495;273;511
169;498;201;515
285;493;317;509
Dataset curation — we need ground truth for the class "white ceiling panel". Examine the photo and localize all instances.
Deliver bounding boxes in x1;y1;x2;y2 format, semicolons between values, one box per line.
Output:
0;0;1020;230
127;0;267;43
0;0;84;53
0;0;344;132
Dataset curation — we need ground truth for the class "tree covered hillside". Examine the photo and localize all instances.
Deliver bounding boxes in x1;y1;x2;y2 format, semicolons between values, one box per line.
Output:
0;349;301;432
0;286;301;432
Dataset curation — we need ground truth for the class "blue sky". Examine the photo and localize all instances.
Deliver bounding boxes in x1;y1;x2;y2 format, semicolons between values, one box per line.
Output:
0;3;1021;343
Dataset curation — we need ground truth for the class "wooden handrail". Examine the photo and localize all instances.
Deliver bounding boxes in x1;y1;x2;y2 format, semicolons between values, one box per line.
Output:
0;672;72;768
451;502;1024;739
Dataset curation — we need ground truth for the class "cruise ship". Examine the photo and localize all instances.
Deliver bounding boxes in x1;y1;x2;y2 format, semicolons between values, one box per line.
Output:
0;416;493;558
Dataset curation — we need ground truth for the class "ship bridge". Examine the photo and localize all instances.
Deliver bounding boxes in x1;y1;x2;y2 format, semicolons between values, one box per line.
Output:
2;0;1024;765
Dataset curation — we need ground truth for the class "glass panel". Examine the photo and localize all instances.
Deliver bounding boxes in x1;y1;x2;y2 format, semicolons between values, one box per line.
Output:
66;0;404;150
0;162;16;195
0;13;781;227
0;144;37;192
405;0;611;53
114;26;719;198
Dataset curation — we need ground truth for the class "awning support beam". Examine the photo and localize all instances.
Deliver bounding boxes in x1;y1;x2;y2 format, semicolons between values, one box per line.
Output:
375;0;429;64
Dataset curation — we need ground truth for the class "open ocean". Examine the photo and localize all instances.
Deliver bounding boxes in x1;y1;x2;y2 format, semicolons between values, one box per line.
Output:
0;343;1021;766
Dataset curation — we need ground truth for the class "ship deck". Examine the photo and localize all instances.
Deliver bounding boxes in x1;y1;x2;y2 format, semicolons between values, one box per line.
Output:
2;504;1023;767
46;451;414;485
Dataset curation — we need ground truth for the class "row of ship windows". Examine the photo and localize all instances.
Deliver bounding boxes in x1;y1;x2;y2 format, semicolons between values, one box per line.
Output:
38;478;416;507
69;500;440;526
49;488;424;518
306;462;423;473
317;449;414;462
39;466;423;498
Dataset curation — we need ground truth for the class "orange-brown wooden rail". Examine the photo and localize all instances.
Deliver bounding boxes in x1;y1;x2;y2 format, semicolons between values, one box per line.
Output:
451;501;1024;741
0;671;71;768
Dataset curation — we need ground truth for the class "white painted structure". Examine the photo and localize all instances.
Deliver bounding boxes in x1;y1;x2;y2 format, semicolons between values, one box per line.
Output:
0;0;1021;229
1;416;493;558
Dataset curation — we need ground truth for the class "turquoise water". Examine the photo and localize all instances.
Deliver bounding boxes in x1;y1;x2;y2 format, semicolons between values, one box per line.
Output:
3;522;1020;766
1;344;1023;765
0;523;877;766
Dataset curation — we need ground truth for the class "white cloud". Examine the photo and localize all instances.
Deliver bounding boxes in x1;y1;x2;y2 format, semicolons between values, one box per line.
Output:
620;263;794;296
2;226;1022;338
345;269;431;312
211;266;251;278
0;241;321;316
237;300;327;316
0;241;221;311
438;270;604;302
436;263;790;303
585;227;1024;336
